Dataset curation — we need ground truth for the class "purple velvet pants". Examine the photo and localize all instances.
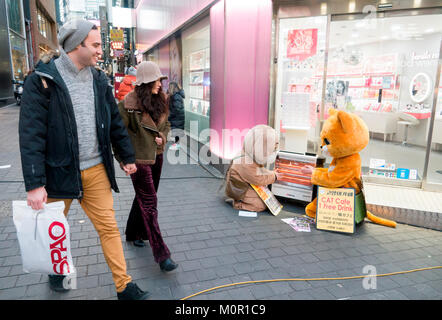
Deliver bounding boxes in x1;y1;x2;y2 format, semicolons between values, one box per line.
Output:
125;154;170;263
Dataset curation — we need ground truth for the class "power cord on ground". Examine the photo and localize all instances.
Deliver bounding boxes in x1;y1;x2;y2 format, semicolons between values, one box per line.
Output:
180;266;442;300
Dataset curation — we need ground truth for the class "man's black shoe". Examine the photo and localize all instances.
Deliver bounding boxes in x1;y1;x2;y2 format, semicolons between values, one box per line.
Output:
117;282;151;300
133;240;146;247
159;258;178;272
48;275;70;292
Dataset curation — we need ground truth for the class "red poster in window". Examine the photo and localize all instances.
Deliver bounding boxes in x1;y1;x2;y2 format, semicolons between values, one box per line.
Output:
287;29;318;61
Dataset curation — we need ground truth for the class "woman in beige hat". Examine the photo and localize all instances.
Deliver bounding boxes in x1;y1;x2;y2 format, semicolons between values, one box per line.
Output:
115;61;178;272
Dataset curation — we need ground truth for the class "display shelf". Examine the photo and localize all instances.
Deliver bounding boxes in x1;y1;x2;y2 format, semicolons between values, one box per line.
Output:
323;72;395;78
282;126;310;130
369;167;396;172
185;109;210;118
189;69;205;72
352;98;396;101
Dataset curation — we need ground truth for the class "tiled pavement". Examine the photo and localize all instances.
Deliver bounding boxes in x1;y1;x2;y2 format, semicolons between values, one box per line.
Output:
1;105;442;300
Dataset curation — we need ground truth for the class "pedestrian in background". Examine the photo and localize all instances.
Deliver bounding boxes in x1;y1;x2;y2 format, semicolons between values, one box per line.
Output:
117;66;137;101
167;81;185;150
19;19;150;300
115;61;178;272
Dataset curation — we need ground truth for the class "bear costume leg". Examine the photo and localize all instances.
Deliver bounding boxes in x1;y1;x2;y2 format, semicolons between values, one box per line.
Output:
305;198;317;219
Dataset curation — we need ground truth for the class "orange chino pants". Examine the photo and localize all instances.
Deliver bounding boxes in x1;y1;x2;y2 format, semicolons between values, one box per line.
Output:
47;163;131;293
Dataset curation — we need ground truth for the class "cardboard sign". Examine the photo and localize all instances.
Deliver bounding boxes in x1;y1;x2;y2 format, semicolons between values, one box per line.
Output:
316;187;355;234
250;184;283;216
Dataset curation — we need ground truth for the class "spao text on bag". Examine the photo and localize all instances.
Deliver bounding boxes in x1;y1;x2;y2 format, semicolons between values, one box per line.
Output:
49;221;71;274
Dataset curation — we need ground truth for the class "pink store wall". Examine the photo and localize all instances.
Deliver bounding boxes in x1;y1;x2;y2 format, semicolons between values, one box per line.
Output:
210;0;273;159
209;1;225;158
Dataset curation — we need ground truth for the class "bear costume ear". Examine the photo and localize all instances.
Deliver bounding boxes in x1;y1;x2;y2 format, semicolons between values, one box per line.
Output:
336;110;353;134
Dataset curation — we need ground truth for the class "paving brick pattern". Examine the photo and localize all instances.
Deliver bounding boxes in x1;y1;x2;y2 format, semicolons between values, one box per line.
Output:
1;105;442;300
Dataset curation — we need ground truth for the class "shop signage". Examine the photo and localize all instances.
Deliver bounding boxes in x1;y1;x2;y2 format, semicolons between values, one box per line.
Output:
113;50;124;58
111;41;124;50
411;51;439;61
396;168;418;180
287;28;318;61
316;187;355;234
364;54;397;74
110;29;124;42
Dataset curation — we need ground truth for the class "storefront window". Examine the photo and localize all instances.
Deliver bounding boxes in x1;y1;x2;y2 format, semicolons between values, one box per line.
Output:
37;7;52;42
7;0;23;36
9;34;27;81
274;16;328;154
182;17;211;143
325;14;441;183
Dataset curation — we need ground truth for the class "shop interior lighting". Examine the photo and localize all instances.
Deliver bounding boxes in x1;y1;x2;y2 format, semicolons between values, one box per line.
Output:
413;0;422;8
378;3;393;9
348;1;356;12
320;2;327;15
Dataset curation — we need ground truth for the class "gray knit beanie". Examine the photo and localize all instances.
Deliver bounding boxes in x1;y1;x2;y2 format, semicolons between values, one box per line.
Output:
58;19;95;53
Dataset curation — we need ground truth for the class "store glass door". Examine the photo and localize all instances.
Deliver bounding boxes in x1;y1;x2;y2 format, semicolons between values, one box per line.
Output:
274;16;328;154
324;12;442;185
427;68;442;187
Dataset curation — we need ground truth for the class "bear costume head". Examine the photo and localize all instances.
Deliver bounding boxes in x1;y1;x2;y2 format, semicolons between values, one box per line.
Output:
320;109;369;159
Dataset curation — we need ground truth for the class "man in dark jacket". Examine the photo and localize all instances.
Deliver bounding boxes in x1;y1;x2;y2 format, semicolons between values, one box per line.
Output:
19;19;149;300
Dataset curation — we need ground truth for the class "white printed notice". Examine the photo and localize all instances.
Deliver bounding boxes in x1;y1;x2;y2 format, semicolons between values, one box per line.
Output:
316;187;355;234
281;92;310;129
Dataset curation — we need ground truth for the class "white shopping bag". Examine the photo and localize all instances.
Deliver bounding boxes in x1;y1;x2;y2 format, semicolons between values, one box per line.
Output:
12;201;76;276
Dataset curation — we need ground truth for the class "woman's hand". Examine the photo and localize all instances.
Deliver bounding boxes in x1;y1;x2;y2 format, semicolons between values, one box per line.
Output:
121;163;137;176
155;137;163;145
275;171;283;181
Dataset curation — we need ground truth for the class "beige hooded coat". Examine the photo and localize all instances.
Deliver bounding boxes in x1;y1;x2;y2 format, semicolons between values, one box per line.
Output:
225;125;279;212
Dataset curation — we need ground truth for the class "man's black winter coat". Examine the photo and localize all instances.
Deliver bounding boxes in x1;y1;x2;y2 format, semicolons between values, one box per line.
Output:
19;57;135;199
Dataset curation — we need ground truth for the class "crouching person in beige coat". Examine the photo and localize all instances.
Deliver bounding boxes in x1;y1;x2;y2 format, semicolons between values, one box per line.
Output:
225;125;282;212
